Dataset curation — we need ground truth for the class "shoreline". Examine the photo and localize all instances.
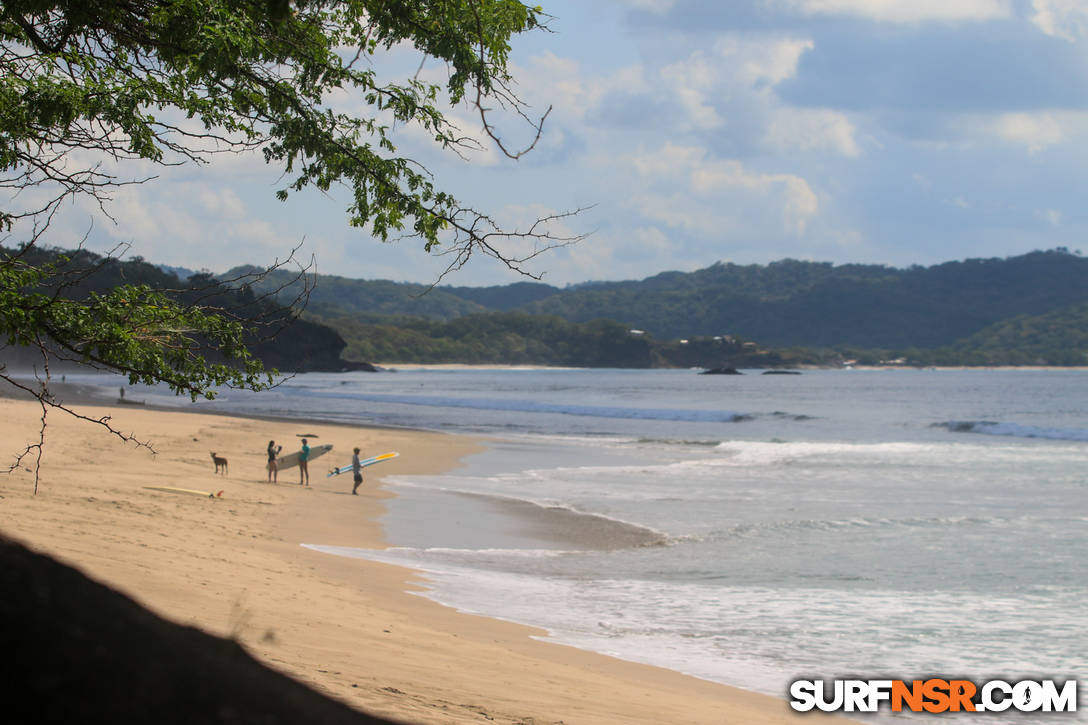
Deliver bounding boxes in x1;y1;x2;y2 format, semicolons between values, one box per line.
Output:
0;394;850;724
360;362;1088;371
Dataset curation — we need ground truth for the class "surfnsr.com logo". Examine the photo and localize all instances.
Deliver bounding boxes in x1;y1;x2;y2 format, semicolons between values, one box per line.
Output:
789;679;1078;714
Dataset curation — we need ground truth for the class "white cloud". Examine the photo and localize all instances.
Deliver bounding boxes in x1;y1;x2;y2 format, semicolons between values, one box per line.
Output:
521;51;628;122
660;52;726;129
515;36;861;162
713;36;814;88
996;111;1070;151
764;108;861;156
1030;0;1088;41
197;188;246;220
628;225;674;254
631;143;821;235
60;176;306;273
622;0;678;13
1039;208;1064;225
781;0;1011;23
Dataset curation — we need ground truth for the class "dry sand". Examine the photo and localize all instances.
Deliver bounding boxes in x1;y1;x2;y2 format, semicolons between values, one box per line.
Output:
0;397;848;724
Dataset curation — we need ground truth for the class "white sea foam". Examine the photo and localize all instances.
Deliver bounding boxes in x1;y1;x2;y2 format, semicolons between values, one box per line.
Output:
303;544;578;561
304;542;1088;721
693;514;1030;543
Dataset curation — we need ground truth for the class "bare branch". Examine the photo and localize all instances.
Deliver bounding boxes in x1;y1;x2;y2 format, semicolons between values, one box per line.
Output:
0;350;155;496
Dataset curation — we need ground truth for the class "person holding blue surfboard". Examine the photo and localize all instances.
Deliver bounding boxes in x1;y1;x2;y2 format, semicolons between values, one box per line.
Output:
351;447;363;495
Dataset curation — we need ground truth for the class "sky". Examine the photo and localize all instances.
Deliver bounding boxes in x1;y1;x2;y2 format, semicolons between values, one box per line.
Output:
38;0;1088;286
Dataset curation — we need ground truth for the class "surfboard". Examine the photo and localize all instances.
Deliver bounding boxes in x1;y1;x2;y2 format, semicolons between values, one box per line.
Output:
327;451;399;477
276;443;333;470
145;486;222;498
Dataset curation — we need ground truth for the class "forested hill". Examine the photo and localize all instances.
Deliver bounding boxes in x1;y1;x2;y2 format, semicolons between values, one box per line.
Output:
232;249;1088;351
932;301;1088;366
225;266;493;320
3;248;361;373
519;250;1088;348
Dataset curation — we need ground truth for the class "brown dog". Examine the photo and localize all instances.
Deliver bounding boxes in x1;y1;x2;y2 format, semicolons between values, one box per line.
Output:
210;452;228;475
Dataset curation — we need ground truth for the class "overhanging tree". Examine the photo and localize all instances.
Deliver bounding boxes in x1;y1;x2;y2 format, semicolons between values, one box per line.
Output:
1;0;578;488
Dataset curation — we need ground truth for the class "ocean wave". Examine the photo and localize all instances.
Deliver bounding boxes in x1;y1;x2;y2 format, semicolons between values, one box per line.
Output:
769;411;818;421
711;440;940;466
935;420;1088;442
697;514;1022;542
635;437;728;447
290;389;750;423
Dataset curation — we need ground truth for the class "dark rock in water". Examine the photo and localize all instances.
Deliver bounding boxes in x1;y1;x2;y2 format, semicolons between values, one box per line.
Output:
0;534;398;724
762;370;801;375
700;367;743;375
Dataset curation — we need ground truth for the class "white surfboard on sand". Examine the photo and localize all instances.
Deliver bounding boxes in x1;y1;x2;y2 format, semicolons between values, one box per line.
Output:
277;443;333;470
145;486;222;498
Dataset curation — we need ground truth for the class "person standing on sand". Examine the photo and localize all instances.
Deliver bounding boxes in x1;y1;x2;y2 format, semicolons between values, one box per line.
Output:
351;447;363;495
266;440;282;483
298;438;310;486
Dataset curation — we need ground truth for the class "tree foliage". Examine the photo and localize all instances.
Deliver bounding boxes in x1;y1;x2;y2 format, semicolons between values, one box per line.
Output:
0;0;567;486
0;247;271;396
1;0;576;270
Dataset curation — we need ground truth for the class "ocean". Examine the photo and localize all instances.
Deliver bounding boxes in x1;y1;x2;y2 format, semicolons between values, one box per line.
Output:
79;367;1088;720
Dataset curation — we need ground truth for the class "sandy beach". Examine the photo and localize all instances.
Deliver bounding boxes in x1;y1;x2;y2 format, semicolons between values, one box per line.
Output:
0;394;848;724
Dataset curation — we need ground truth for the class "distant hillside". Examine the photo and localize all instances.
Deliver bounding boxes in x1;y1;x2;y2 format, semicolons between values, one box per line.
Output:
439;281;561;310
225;267;489;320
155;263;198;281
937;301;1088;366
317;312;654;367
5;248;361;374
519;250;1088;348
313;311;795;368
240;250;1088;359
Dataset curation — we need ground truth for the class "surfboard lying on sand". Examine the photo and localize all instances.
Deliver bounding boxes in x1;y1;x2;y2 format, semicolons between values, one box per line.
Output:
327;451;399;477
145;486;222;498
277;443;333;470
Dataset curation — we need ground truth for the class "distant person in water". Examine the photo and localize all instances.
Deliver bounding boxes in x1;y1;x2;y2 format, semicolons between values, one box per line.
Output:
298;438;310;486
266;440;282;483
351;447;363;495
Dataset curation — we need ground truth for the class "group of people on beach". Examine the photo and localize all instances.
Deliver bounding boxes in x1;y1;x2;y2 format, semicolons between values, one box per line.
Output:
266;439;366;494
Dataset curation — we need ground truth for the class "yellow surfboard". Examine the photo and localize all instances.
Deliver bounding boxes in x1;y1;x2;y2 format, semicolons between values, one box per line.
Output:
327;451;399;477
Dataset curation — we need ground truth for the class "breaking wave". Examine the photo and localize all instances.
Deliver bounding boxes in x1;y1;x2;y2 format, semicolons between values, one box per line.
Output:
295;389;751;423
935;420;1088;442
